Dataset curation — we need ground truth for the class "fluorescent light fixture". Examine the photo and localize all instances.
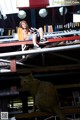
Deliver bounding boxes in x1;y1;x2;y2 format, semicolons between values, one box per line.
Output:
16;0;30;8
0;0;19;15
73;14;80;22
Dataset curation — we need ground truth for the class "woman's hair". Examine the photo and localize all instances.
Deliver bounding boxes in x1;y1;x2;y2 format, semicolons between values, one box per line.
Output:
19;20;29;30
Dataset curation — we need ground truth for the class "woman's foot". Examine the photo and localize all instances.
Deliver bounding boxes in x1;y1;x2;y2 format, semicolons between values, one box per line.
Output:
33;44;41;49
40;37;47;42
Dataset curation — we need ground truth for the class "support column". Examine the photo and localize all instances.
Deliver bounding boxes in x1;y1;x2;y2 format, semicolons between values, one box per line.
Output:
30;9;36;27
10;59;16;72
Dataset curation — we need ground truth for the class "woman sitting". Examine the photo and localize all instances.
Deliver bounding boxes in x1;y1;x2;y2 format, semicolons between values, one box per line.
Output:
19;20;45;49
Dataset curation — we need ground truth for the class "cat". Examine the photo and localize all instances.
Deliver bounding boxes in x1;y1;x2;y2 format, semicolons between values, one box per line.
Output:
20;73;65;120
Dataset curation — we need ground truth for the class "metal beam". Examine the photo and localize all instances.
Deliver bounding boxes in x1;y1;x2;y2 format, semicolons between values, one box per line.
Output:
17;64;80;74
0;44;80;58
51;53;80;63
56;83;80;89
0;59;24;65
15;107;80;119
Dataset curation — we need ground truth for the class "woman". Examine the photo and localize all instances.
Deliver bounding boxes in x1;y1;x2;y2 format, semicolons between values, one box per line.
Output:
19;20;45;49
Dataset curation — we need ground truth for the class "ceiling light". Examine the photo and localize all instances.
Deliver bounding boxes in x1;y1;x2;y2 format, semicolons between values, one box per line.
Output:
39;9;48;18
18;10;26;19
59;7;67;15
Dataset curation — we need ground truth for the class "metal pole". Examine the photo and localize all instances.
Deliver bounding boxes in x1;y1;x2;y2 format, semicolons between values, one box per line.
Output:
0;44;80;58
0;59;24;65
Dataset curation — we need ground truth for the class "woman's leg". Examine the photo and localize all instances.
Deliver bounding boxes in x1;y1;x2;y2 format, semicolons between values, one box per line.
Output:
32;33;38;45
32;34;40;48
38;27;46;41
38;27;44;39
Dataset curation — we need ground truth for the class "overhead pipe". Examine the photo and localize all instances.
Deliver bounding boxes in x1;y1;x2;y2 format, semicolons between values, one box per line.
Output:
0;44;80;58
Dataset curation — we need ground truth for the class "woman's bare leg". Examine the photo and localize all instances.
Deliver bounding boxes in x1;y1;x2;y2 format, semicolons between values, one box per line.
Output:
38;27;44;39
32;34;39;48
38;27;46;42
32;34;37;45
